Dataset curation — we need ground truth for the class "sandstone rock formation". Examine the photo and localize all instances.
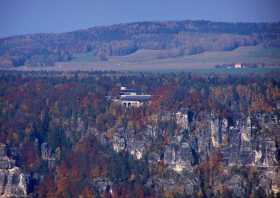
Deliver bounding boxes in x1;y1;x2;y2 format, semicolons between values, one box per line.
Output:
0;144;27;197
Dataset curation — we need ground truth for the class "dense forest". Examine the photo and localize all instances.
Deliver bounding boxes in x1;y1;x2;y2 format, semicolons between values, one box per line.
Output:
0;20;280;67
0;70;279;197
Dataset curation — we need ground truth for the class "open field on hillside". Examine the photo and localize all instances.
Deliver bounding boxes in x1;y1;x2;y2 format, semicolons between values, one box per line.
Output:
10;45;280;71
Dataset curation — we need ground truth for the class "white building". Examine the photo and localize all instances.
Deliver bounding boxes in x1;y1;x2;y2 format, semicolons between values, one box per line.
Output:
114;86;152;107
234;63;243;68
119;95;152;107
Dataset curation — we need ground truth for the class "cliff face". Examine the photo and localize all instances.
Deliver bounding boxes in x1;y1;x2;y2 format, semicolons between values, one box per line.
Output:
95;109;280;197
0;144;27;198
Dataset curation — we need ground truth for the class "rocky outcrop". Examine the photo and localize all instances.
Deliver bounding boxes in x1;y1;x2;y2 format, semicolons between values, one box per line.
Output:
0;144;28;197
91;108;280;197
40;142;57;169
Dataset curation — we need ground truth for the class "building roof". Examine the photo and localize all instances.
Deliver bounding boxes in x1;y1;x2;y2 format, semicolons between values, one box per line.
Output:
120;95;152;102
120;89;138;95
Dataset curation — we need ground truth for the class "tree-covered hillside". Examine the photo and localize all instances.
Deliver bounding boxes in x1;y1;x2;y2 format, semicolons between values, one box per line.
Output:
0;20;279;67
0;70;279;197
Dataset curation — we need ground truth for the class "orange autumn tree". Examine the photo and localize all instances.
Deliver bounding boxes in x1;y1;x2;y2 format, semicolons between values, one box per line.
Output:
151;84;175;110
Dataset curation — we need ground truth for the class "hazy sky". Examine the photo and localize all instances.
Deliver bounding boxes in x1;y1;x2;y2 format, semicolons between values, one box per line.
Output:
0;0;280;38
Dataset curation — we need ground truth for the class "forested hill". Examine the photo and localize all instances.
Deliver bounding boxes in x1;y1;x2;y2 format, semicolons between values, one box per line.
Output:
0;20;280;67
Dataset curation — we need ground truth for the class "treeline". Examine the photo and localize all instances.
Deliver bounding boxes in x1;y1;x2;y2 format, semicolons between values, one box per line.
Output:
1;70;279;147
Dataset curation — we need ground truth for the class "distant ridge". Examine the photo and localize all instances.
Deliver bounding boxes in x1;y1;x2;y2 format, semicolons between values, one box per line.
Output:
0;19;279;68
